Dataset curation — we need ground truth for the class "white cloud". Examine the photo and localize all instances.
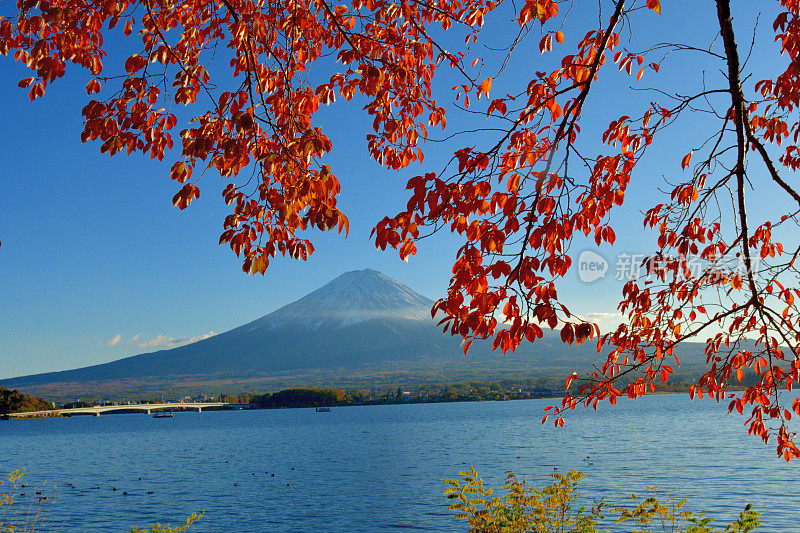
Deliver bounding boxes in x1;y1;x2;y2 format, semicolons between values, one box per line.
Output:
585;312;622;321
105;334;122;346
134;331;216;350
186;331;217;344
582;312;622;334
564;312;623;334
138;334;171;348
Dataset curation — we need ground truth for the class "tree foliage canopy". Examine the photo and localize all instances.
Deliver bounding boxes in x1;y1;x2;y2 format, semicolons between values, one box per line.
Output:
4;0;800;457
252;387;347;407
0;386;52;415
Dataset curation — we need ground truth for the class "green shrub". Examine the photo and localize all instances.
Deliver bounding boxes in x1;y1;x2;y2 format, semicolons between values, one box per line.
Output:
444;468;761;533
128;512;203;533
613;488;760;533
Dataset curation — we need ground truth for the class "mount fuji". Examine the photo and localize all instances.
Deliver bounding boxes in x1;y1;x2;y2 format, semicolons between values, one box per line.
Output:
249;269;434;330
2;269;707;400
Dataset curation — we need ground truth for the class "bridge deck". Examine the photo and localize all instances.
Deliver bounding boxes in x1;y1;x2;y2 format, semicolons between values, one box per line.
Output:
6;402;250;418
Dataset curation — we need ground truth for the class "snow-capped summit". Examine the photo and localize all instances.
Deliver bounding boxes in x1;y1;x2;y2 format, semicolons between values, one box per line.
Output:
250;268;434;330
3;268;710;401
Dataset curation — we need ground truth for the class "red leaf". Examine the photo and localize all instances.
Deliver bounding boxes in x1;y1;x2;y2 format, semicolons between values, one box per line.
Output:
462;340;472;354
560;323;574;345
124;54;147;73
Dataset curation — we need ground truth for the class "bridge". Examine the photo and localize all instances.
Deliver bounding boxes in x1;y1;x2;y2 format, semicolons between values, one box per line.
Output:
6;402;252;419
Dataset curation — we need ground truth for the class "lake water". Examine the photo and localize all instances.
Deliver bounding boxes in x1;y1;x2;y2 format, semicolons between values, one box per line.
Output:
1;395;798;532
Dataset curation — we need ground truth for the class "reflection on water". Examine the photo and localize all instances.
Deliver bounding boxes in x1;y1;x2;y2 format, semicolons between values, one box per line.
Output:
1;394;798;532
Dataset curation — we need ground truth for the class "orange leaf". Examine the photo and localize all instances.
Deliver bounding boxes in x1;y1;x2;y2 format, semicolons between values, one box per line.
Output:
646;0;661;14
479;78;492;97
681;151;693;169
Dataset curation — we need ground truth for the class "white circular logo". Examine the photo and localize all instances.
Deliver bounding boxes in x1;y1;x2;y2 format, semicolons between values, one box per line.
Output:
577;250;608;283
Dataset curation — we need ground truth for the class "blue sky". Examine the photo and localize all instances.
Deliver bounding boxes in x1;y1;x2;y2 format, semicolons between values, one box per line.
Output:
0;2;788;378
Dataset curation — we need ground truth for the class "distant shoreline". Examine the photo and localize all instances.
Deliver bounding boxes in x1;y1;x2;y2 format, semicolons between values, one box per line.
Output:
2;388;711;421
4;374;748;420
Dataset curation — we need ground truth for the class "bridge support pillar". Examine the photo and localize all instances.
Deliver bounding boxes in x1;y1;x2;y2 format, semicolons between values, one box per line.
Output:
196;407;202;413
146;409;151;415
94;412;100;417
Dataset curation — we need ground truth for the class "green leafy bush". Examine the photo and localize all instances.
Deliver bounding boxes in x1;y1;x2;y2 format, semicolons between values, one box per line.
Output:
128;512;203;533
444;468;761;533
613;488;760;533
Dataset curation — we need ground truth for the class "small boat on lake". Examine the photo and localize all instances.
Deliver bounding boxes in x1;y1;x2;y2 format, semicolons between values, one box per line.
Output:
315;407;331;412
152;411;173;418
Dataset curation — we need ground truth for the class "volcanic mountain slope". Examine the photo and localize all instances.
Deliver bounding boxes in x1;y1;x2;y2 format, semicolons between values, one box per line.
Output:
2;269;709;400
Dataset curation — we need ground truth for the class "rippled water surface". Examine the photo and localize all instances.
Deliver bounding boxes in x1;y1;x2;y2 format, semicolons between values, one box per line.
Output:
1;395;798;532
